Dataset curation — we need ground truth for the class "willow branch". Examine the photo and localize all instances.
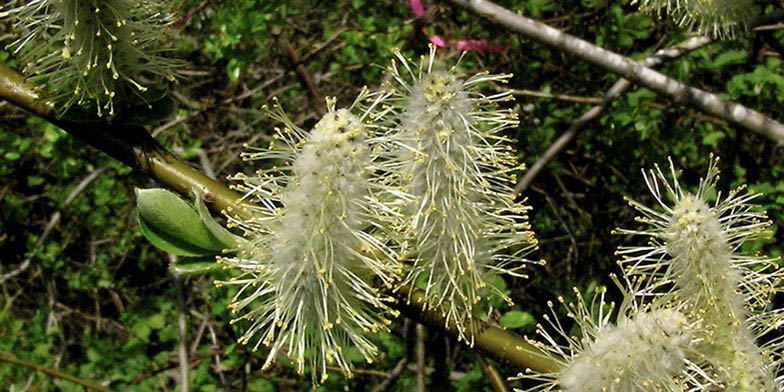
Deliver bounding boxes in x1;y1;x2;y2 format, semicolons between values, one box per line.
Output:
514;35;713;194
450;0;784;146
394;285;559;374
0;64;560;375
0;64;241;214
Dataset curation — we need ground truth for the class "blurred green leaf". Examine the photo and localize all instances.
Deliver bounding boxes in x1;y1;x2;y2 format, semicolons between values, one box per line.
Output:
500;310;535;329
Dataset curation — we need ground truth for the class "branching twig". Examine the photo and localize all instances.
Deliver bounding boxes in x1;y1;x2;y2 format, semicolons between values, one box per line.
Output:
371;357;409;392
280;37;326;115
514;35;712;193
450;0;784;145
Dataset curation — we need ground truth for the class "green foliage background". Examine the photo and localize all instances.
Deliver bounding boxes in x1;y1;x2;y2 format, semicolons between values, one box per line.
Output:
1;0;783;390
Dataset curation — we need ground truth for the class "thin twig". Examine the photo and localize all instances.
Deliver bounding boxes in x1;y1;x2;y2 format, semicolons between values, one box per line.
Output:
478;356;510;392
189;309;226;386
505;88;603;104
189;315;208;356
130;348;224;385
0;167;109;283
514;35;712;194
171;256;190;392
221;72;285;104
301;26;350;63
326;366;389;377
280;37;326;115
0;352;109;391
370;357;409;392
753;23;784;31
450;0;784;145
151;114;189;137
416;324;426;392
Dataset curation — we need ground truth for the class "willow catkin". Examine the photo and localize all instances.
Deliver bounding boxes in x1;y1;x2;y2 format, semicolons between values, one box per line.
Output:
2;0;184;116
632;0;757;38
615;156;782;390
375;46;541;344
217;92;401;384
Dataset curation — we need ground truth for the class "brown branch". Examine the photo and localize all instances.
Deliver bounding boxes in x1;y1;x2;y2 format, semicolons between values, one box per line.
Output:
280;37;326;115
370;357;409;392
450;0;784;145
479;356;511;392
514;35;713;194
171;261;190;392
416;324;426;392
505;88;603;104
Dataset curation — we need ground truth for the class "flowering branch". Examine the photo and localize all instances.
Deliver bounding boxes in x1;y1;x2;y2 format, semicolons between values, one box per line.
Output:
450;0;784;146
0;62;560;376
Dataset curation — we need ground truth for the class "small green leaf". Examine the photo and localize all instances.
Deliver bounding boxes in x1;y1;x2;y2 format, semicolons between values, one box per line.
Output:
247;378;275;392
711;50;747;68
27;175;44;187
500;310;535;329
194;193;244;249
136;188;229;256
136;214;210;256
702;131;725;148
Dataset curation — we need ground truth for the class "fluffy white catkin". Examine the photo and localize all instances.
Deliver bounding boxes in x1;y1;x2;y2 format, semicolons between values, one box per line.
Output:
377;46;540;344
616;156;783;390
513;282;703;392
558;308;692;392
631;0;756;38
1;0;183;116
217;93;400;383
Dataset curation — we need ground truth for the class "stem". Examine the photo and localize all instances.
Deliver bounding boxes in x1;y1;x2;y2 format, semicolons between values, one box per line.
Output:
450;0;784;146
0;64;241;215
0;63;561;376
0;352;109;392
395;285;560;374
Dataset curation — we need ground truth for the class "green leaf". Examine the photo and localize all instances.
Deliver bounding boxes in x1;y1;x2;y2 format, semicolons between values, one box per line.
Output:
500;310;535;329
702;131;725;148
711;50;747;68
247;378;275;392
194;192;244;249
136;188;229;256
